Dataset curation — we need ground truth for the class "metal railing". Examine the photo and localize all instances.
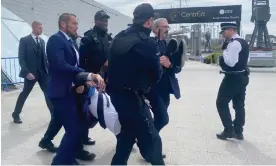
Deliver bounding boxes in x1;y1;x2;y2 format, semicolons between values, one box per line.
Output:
1;57;24;91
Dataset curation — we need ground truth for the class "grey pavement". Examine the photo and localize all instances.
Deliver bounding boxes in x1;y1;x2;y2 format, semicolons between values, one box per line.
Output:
1;61;276;165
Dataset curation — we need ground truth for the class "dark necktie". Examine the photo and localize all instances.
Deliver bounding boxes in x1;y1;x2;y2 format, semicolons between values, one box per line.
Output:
68;39;79;66
36;37;41;49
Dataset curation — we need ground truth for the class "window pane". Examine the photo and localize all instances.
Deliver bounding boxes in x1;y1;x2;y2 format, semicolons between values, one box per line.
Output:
1;22;22;83
2;19;49;44
1;22;19;58
2;19;32;40
1;6;23;21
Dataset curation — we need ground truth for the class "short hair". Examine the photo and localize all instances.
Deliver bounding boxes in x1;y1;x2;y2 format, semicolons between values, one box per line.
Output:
58;13;76;29
32;21;42;27
153;18;168;28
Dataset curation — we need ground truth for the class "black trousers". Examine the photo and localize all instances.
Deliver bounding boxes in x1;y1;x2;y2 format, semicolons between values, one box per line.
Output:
216;74;249;133
110;92;165;165
13;71;53;116
146;89;170;132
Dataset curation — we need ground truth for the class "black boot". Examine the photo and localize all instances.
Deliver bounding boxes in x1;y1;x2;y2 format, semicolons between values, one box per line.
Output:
235;132;244;140
12;113;22;124
38;139;58;153
216;131;235;140
76;149;96;161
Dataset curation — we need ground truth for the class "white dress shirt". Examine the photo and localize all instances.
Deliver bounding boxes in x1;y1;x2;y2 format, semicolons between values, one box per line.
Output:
222;34;242;67
31;33;41;43
88;90;121;136
59;30;79;66
59;31;92;83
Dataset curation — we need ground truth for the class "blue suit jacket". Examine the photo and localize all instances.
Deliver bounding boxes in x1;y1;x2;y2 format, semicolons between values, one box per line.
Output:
46;31;84;98
157;39;181;99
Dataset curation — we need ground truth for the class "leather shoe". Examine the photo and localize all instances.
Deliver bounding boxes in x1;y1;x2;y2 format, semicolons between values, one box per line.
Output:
235;132;244;140
76;149;96;161
83;138;96;145
162;154;166;158
39;139;58;153
216;131;235;140
12;114;22;124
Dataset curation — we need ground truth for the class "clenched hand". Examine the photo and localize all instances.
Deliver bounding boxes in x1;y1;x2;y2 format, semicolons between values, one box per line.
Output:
160;55;171;68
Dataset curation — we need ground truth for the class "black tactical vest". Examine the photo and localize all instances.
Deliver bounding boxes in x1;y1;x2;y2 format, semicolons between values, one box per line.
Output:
108;30;151;91
220;38;249;72
80;29;112;74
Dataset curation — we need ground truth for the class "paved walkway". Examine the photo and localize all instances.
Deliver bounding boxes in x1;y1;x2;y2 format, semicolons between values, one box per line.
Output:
2;62;276;165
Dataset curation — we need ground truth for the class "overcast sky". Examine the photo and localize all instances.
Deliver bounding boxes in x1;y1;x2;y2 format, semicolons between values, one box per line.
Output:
95;0;276;37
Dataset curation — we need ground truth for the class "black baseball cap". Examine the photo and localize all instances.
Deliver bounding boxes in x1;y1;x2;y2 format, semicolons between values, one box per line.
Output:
94;10;110;20
133;3;155;24
220;23;237;34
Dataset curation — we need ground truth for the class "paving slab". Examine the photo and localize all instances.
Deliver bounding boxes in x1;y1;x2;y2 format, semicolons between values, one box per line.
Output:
1;61;276;165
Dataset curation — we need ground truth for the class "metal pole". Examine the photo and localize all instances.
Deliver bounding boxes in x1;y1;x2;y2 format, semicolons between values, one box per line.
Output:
179;0;182;29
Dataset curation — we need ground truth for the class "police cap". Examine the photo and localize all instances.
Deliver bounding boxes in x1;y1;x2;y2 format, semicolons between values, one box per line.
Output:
133;3;154;24
220;23;238;34
94;10;110;20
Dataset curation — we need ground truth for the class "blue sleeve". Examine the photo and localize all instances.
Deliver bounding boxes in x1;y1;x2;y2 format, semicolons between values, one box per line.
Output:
47;35;84;76
167;55;181;74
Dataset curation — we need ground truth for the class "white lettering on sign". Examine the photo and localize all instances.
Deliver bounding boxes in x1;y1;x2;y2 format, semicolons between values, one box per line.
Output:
249;52;273;58
219;9;233;15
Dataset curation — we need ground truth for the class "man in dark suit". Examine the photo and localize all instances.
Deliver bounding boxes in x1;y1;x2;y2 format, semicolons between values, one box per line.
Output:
12;21;52;124
145;18;181;158
46;13;104;165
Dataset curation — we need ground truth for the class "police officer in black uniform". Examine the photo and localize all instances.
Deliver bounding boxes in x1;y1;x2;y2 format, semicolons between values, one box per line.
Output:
79;10;112;81
107;3;165;165
216;23;250;140
79;10;112;145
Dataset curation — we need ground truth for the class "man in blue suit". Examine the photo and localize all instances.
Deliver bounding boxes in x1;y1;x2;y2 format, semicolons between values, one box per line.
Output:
145;18;181;158
46;13;104;165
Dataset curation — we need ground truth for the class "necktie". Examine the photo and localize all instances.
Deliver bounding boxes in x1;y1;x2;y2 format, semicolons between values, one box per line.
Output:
68;39;79;66
68;39;73;46
36;37;41;49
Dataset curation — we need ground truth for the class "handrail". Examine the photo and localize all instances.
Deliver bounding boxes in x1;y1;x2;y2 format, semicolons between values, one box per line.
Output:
1;57;24;91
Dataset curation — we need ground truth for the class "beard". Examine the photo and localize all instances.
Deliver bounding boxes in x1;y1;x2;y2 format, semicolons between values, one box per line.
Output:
66;25;78;39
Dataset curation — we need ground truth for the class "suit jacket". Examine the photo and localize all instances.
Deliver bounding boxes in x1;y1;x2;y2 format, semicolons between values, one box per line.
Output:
46;31;85;98
18;34;48;78
157;40;181;99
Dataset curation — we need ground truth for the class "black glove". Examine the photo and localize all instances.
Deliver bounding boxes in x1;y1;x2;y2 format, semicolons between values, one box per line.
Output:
222;40;229;50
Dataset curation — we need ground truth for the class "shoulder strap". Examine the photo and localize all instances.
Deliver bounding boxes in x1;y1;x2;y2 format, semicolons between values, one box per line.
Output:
110;32;149;55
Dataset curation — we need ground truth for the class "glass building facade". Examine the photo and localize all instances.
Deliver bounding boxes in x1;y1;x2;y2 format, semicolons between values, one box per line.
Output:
1;6;48;85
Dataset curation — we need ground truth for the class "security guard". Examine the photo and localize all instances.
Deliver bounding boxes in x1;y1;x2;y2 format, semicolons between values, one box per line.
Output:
107;3;165;165
216;23;250;140
79;10;112;81
79;10;112;145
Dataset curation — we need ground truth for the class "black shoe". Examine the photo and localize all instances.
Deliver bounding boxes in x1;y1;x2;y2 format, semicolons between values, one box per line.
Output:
235;132;244;140
76;149;96;161
12;114;22;124
162;154;166;158
83;138;96;146
216;131;235;140
38;139;58;153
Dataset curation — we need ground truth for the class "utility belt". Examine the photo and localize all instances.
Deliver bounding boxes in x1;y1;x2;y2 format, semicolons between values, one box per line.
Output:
220;68;250;76
112;86;151;108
